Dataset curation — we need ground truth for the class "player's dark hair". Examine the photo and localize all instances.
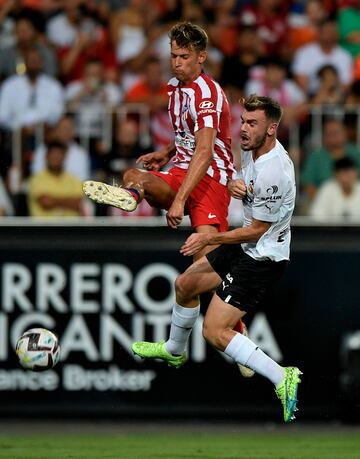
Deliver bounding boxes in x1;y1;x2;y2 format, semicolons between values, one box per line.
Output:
242;94;283;123
169;22;208;52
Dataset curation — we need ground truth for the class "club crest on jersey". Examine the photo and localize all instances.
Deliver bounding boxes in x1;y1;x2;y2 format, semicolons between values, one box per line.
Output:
181;103;189;120
244;179;254;204
248;180;254;194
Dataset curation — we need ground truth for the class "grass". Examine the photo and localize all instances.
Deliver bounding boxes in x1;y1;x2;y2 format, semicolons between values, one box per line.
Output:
0;432;359;459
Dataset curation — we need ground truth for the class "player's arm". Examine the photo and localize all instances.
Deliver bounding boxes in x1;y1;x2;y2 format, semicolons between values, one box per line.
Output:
166;127;215;228
180;218;271;256
136;141;176;171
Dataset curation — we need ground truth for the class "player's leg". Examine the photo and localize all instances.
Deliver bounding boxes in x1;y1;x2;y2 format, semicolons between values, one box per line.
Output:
132;256;221;367
203;294;284;383
83;169;176;211
194;221;250;375
122;168;176;209
203;294;302;422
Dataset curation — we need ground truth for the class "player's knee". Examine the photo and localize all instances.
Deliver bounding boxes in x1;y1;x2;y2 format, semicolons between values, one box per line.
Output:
123;168;141;184
175;273;194;302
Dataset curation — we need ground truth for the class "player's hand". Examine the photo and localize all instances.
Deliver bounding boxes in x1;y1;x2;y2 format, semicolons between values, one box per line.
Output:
166;199;184;229
227;179;247;200
180;233;209;256
136;150;170;171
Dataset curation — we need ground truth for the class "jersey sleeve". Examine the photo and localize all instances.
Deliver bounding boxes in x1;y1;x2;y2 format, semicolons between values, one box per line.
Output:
193;79;222;132
252;168;287;222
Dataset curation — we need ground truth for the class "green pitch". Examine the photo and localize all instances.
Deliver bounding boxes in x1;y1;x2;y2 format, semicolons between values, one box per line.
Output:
0;432;359;459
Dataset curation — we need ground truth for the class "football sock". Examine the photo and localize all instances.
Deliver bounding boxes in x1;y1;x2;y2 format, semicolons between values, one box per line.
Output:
166;303;200;355
127;188;141;202
224;333;284;386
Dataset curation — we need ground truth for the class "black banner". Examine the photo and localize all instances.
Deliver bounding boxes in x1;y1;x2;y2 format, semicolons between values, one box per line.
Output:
1;224;360;420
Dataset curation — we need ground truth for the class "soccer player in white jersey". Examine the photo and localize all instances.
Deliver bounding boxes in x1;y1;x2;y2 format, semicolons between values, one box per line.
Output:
132;94;302;423
83;22;237;258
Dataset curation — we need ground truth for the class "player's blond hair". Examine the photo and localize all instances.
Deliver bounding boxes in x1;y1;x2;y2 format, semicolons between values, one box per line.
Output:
242;94;283;123
169;22;208;53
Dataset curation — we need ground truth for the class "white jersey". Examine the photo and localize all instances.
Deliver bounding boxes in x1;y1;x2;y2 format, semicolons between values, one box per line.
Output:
240;140;296;261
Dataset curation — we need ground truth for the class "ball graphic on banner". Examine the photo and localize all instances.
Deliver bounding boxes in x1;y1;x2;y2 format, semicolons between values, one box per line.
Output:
16;328;61;372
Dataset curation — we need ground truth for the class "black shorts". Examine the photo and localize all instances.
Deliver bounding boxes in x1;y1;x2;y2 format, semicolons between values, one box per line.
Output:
206;244;288;312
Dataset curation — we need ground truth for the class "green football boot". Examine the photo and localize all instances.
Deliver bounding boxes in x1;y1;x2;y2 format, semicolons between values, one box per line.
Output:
132;340;187;369
275;366;303;422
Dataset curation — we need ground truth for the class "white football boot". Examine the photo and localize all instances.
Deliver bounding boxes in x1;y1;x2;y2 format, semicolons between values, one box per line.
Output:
82;181;137;211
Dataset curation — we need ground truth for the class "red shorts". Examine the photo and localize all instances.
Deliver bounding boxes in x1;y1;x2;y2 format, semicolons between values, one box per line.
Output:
151;167;230;231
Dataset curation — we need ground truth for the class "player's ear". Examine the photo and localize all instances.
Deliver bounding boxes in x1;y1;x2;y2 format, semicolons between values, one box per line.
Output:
267;122;277;136
198;51;207;64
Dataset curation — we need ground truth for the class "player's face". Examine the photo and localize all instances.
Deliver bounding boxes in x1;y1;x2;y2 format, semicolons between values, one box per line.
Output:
170;40;206;84
240;109;276;151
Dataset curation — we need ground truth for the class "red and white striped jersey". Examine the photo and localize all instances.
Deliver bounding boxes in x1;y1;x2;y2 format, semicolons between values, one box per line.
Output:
167;72;235;185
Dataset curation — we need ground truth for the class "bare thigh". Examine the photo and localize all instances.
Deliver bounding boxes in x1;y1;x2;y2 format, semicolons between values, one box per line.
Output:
123;169;176;209
175;255;222;305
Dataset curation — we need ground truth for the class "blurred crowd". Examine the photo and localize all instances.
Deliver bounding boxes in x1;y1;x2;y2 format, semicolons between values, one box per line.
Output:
0;0;360;220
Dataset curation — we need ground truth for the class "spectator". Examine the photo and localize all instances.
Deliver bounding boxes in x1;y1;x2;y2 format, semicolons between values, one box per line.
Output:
96;116;154;217
46;0;94;48
301;118;360;199
309;157;360;220
0;0;22;50
345;80;360;107
343;113;359;148
48;0;116;83
238;0;289;57
65;59;122;140
125;56;172;149
245;58;306;132
0;12;58;79
310;64;345;107
28;140;83;217
0;174;14;215
125;56;166;112
207;4;238;58
31;114;90;181
353;54;360;80
101;117;152;183
288;0;328;51
109;0;147;90
0;46;64;130
220;25;266;95
337;0;360;58
292;18;353;95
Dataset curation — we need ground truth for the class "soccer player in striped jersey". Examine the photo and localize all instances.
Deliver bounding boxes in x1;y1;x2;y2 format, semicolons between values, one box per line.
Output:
84;22;250;376
83;21;241;257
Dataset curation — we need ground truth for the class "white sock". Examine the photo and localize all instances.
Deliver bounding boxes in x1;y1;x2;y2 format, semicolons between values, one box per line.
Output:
224;333;284;386
165;304;200;355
